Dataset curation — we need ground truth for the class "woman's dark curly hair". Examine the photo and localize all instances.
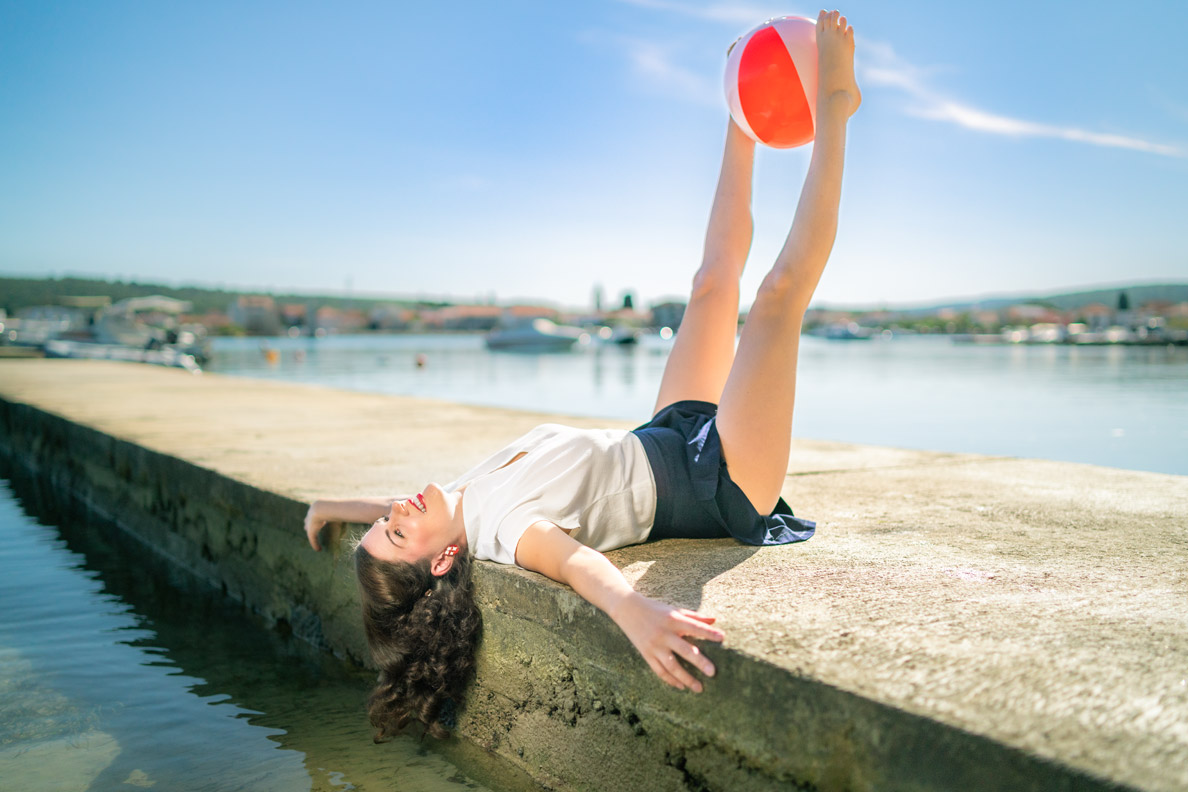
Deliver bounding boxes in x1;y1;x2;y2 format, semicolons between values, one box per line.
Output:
354;545;482;741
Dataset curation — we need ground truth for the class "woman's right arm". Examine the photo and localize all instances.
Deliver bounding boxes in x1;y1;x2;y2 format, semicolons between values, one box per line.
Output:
304;497;397;550
515;521;724;692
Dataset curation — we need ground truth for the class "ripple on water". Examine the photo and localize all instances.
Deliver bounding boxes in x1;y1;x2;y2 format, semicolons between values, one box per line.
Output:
0;474;538;792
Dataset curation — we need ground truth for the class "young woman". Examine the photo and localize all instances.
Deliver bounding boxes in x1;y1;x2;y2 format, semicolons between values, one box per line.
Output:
304;10;861;741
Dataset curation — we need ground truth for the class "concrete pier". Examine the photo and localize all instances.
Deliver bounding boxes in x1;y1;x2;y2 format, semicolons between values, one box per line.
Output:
1;359;1184;792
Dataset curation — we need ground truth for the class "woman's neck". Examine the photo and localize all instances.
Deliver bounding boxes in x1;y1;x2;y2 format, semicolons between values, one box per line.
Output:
452;486;469;553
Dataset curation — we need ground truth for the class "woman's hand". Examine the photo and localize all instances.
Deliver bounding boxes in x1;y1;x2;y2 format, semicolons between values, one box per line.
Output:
611;592;725;693
304;501;329;551
302;496;401;550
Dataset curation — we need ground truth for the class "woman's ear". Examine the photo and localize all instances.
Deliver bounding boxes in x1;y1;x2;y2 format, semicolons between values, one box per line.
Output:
430;545;459;577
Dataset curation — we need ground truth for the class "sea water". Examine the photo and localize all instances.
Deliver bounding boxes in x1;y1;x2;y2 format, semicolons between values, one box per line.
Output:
208;333;1188;476
0;468;538;792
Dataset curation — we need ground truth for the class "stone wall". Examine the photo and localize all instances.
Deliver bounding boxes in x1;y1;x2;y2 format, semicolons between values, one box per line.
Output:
0;378;1144;792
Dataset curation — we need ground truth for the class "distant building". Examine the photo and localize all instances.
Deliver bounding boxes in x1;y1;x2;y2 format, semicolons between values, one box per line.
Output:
1165;302;1188;319
1077;303;1113;331
972;309;1001;328
604;306;648;326
650;301;687;331
420;304;503;331
805;308;856;327
59;295;112;312
229;296;282;335
862;310;896;325
1141;300;1174;316
314;306;368;333
503;305;558;321
369;305;417;331
1007;304;1063;325
190;311;236;333
280;303;308;329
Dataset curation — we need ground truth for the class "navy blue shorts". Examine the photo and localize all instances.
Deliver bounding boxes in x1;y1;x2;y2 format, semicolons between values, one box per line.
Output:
632;400;816;546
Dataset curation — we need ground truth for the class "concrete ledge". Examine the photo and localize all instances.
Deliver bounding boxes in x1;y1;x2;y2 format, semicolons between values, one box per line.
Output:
1;360;1184;791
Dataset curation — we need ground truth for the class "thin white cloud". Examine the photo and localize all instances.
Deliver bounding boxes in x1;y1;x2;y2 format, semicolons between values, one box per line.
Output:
583;30;720;108
615;1;1185;157
626;39;719;106
860;38;1184;158
913;102;1183;156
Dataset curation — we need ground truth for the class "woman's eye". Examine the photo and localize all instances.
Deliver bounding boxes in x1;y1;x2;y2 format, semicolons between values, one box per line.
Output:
395;529;403;538
380;515;389;523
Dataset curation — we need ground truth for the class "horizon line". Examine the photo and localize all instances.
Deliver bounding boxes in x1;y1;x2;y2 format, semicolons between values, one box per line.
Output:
2;270;1186;313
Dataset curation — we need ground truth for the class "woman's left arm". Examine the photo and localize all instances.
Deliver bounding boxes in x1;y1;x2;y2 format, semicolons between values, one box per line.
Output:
515;521;724;692
304;497;398;550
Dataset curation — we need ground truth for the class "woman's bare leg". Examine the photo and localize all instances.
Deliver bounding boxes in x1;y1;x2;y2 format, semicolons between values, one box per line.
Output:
716;9;862;512
651;121;756;416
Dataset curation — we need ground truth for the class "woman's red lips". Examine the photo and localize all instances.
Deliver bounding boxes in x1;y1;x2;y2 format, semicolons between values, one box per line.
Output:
416;493;427;511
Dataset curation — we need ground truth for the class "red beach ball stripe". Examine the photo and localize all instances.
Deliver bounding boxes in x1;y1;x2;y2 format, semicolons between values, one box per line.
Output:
737;26;814;148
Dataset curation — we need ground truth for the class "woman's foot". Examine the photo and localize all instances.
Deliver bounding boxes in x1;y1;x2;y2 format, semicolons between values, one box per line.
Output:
816;10;861;118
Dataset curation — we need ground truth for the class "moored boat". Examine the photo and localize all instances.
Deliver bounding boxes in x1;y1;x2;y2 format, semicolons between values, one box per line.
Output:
44;339;202;373
485;318;587;351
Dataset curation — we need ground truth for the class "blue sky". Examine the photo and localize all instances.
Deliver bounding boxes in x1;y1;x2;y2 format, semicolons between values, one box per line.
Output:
1;0;1185;310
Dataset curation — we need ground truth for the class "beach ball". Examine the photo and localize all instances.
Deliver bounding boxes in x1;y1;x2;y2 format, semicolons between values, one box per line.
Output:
724;16;818;148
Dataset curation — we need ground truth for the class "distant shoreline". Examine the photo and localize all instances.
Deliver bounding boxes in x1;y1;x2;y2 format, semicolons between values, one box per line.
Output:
3;272;1187;316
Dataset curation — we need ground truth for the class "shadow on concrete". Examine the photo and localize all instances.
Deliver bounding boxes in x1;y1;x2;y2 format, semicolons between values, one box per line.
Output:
628;539;759;611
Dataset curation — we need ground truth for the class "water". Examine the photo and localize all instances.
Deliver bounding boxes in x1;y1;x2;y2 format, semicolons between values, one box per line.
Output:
207;333;1188;476
0;468;539;792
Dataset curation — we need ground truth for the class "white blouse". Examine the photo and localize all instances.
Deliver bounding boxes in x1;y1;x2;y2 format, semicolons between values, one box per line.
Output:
443;424;657;566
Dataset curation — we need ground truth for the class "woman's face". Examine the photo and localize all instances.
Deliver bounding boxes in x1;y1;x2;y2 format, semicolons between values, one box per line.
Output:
359;483;463;570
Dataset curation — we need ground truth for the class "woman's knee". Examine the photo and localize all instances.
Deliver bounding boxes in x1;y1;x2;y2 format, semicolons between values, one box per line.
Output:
729;469;783;517
752;268;811;316
690;265;742;303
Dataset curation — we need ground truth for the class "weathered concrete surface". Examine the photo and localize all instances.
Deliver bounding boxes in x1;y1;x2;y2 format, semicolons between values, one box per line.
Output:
1;359;1185;792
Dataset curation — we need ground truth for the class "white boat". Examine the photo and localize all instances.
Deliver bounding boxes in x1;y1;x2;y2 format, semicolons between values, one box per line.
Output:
595;325;641;345
44;339;202;373
94;295;210;361
808;322;874;340
6;306;87;346
485;318;587;351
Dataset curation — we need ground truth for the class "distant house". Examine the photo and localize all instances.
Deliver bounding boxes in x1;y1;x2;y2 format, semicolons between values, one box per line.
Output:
1077;303;1113;331
972;310;1001;328
1164;302;1188;320
229;296;282;335
280;303;308;329
599;304;648;327
805;308;856;327
1007;304;1063;325
650;301;687;331
314;306;368;333
190;311;236;333
369;306;417;331
862;309;896;325
420;304;503;331
503;305;559;322
1136;300;1175;328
